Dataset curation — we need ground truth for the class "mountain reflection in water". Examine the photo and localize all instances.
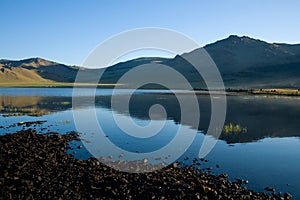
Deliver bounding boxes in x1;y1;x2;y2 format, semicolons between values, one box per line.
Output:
1;93;300;144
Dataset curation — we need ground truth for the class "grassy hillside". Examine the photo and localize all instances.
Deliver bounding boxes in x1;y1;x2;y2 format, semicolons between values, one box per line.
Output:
0;58;79;84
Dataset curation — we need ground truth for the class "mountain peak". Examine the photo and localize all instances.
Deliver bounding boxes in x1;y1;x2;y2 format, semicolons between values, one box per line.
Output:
225;35;263;43
228;35;242;39
203;35;268;50
21;57;57;65
228;35;250;39
0;57;59;68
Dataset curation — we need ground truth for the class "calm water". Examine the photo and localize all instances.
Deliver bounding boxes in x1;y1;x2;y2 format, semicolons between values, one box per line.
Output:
0;88;299;198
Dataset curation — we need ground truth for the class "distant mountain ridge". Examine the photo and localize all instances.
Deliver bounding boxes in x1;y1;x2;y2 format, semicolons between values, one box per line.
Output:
1;35;300;88
0;57;79;83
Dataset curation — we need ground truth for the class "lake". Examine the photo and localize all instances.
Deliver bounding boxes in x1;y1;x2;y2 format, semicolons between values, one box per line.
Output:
0;88;299;198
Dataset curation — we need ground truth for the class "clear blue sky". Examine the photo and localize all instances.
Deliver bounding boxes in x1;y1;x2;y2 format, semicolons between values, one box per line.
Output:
1;0;300;66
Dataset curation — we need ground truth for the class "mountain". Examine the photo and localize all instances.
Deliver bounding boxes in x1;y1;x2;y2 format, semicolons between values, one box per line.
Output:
1;35;300;88
204;35;300;88
0;57;169;86
0;58;79;84
99;35;300;88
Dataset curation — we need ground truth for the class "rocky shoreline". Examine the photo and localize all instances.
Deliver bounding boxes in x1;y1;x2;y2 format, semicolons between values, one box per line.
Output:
0;130;292;199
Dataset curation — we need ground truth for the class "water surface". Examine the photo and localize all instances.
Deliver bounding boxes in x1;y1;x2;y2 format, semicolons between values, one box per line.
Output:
0;88;299;198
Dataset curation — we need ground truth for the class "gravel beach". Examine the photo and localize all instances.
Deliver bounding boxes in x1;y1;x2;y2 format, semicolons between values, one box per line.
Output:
0;129;291;199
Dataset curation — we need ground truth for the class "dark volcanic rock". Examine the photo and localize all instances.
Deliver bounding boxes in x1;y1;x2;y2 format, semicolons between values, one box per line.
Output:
17;120;47;127
0;130;289;199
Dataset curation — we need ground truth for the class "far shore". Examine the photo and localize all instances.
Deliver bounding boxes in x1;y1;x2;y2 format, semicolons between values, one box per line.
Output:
1;84;300;97
0;82;121;88
225;88;300;97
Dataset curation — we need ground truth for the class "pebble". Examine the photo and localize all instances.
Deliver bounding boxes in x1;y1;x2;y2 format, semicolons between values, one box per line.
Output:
264;187;275;192
284;192;292;199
